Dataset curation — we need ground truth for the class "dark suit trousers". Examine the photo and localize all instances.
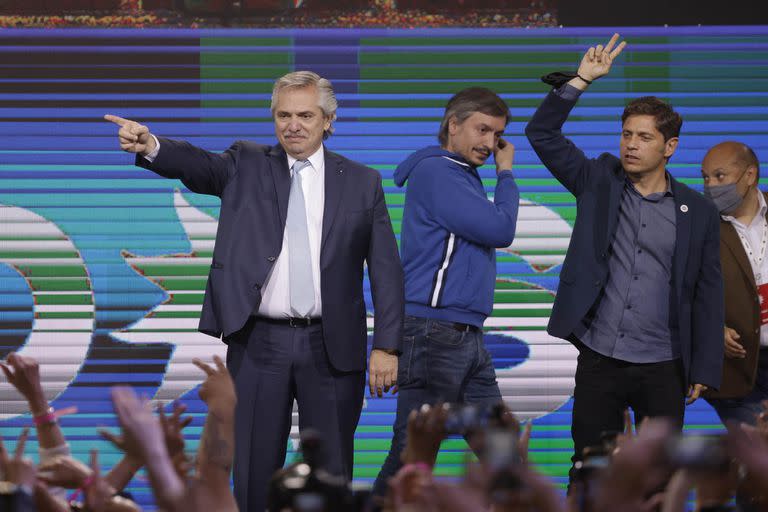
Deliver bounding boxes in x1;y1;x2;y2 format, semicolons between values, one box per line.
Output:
225;317;366;512
570;342;686;483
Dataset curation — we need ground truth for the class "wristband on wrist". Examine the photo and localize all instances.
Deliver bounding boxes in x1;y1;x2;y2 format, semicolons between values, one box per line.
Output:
33;407;56;427
576;74;593;85
32;405;78;427
67;474;95;503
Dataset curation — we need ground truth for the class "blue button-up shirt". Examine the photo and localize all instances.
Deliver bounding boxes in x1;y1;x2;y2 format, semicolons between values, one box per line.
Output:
556;84;680;363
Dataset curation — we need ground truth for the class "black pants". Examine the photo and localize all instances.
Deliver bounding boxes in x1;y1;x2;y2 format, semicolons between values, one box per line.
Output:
570;343;686;482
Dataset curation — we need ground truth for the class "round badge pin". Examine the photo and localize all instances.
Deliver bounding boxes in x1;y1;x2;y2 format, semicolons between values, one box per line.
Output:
680;204;688;213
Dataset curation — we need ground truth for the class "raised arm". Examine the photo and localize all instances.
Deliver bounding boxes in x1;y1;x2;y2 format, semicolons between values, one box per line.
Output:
525;34;626;197
104;114;239;197
424;140;519;248
192;356;236;487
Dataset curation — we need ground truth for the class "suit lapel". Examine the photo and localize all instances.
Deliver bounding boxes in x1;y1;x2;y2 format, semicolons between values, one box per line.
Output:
717;191;768;293
671;178;692;302
267;145;291;226
321;148;345;252
602;173;624;253
722;221;757;292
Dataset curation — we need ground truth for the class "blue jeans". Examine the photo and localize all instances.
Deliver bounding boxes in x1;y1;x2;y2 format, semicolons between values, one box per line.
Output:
707;349;768;426
372;315;502;497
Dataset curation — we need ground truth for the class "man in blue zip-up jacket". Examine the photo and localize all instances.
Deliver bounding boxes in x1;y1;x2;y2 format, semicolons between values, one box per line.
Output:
373;87;519;496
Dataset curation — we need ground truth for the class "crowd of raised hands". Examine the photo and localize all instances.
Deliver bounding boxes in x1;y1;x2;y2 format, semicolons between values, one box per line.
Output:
0;352;237;512
3;352;768;512
381;403;768;512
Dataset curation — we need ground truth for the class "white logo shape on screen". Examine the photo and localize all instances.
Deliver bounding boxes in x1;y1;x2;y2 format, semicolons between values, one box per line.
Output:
0;204;95;419
495;199;577;421
115;190;226;402
117;193;577;426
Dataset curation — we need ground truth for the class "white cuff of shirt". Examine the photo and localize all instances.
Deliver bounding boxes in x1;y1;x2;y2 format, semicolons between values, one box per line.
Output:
142;134;161;162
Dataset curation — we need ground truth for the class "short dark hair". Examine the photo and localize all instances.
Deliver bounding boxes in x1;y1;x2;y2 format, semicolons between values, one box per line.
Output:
621;96;683;142
438;87;510;146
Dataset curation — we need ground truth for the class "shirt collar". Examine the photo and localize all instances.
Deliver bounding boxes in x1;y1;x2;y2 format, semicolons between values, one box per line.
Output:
625;172;674;201
287;144;324;175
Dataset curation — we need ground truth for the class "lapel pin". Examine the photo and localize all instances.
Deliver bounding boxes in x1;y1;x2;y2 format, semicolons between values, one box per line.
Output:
680;204;688;213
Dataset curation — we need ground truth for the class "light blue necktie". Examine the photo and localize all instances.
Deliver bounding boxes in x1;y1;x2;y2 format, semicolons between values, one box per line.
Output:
286;159;315;317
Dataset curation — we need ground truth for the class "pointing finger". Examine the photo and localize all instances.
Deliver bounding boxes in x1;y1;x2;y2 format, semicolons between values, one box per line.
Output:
104;114;129;127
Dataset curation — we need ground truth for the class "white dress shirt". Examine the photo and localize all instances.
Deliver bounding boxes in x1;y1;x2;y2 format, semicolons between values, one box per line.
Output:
144;137;325;318
723;190;768;346
258;146;325;318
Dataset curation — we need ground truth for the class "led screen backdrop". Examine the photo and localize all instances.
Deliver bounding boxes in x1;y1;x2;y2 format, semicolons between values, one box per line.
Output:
0;25;767;508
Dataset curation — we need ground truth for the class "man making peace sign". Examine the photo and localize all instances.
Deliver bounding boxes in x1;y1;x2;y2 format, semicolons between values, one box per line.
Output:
526;34;724;485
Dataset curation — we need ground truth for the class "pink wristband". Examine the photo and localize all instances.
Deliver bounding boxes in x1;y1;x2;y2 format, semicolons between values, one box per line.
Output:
67;474;95;502
32;405;77;427
33;408;56;426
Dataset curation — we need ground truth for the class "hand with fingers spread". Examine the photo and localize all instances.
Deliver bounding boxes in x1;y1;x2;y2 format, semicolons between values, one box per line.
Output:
110;386;185;511
193;355;236;423
401;403;449;468
104;114;156;156
158;401;193;462
37;455;91;489
110;386;166;462
575;33;627;85
0;428;36;489
368;349;398;398
724;326;746;359
0;353;47;414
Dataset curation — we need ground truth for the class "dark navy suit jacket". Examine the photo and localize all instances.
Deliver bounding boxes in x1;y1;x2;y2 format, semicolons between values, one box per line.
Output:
525;91;724;389
137;138;404;372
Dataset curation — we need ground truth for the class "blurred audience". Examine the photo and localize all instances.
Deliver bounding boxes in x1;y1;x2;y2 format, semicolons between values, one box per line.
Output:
0;1;556;28
4;350;768;510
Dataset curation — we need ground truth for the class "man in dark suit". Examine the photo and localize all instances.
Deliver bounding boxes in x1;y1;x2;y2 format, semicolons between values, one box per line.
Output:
525;34;724;482
105;71;404;511
702;142;768;426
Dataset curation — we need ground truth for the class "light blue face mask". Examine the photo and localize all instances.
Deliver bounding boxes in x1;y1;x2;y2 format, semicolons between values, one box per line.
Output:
703;169;750;215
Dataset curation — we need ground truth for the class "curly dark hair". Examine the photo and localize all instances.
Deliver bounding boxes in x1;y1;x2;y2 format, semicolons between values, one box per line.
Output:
621;96;683;142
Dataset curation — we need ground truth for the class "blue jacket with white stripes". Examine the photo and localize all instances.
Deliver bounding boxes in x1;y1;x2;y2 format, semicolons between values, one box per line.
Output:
394;146;519;327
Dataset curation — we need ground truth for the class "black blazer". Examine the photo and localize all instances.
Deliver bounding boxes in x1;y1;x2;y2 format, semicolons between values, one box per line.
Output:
525;91;724;389
137;138;404;372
